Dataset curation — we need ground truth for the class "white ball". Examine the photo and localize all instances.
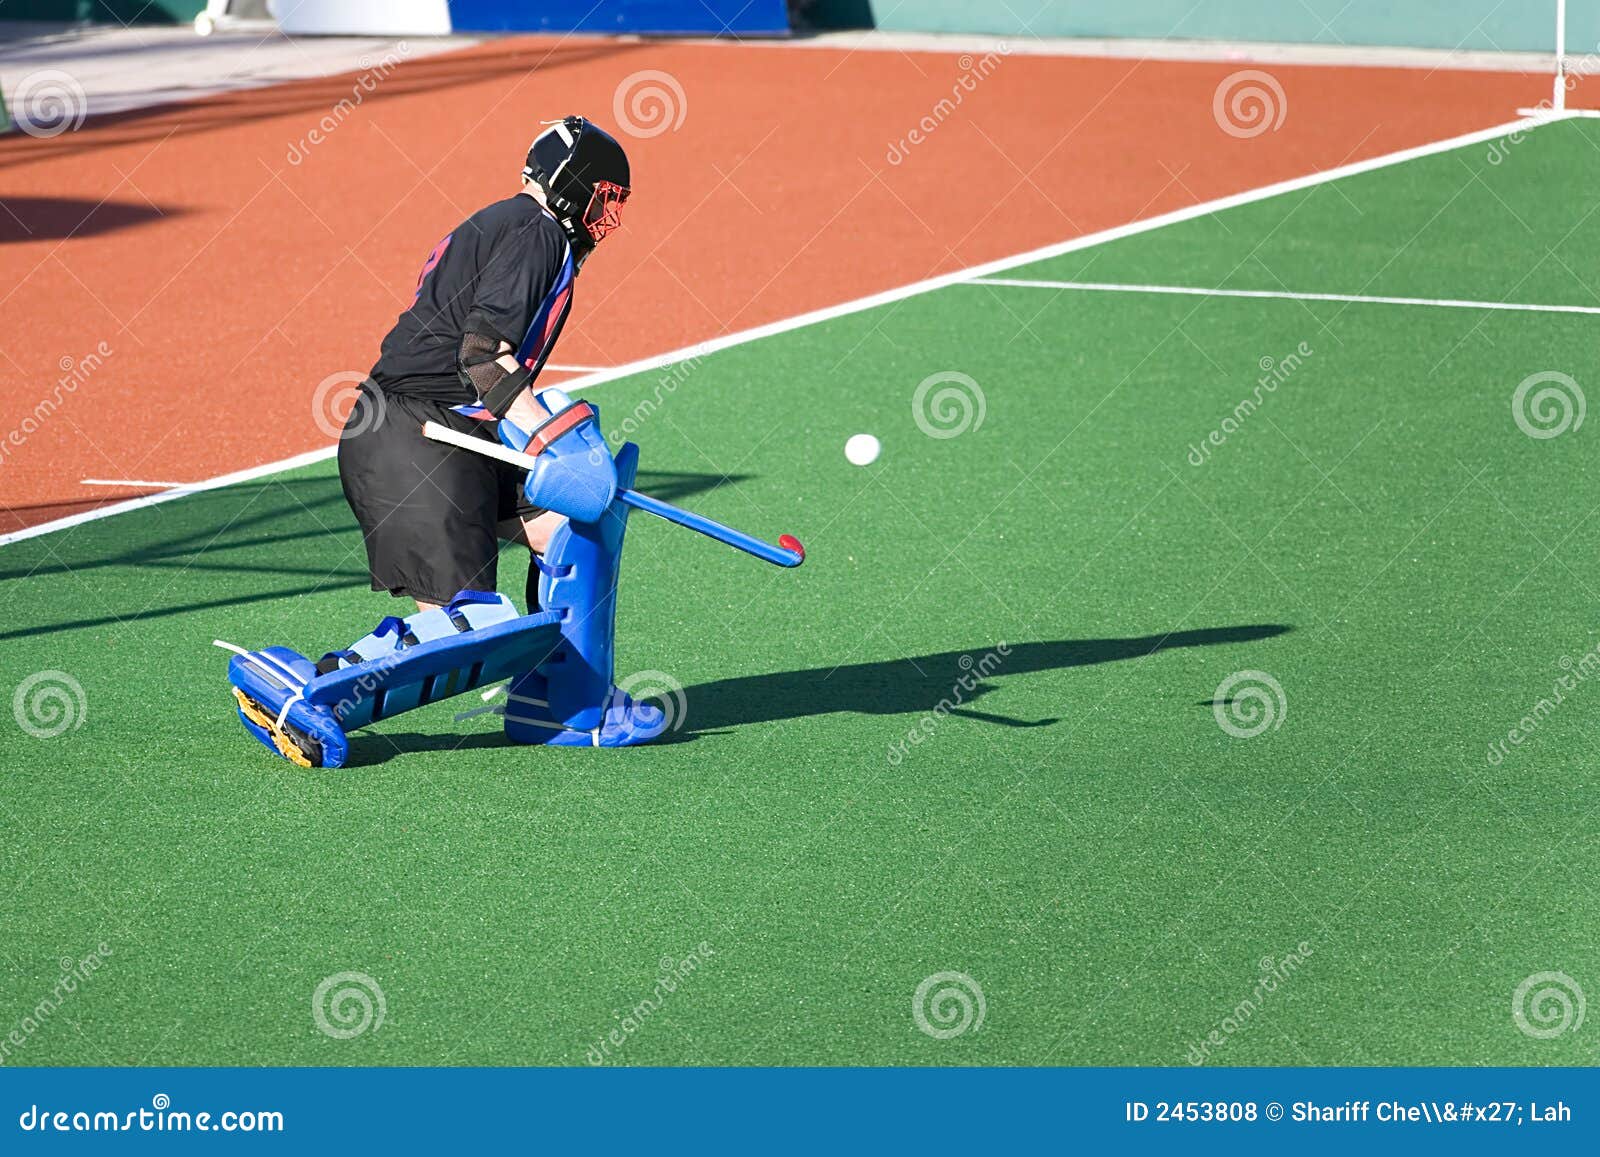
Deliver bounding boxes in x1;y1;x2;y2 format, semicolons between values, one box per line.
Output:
844;433;880;466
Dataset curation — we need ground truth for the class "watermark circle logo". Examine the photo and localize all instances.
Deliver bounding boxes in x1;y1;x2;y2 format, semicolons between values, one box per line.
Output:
1512;371;1584;439
1212;70;1287;139
312;971;386;1040
617;669;688;732
1513;971;1585;1039
311;371;382;440
13;671;87;739
1212;670;1286;738
613;70;688;139
913;371;986;439
13;70;88;138
913;971;986;1039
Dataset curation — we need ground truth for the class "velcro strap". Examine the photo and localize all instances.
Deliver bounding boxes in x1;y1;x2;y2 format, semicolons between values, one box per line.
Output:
446;589;502;609
373;617;420;648
524;401;595;457
480;362;534;418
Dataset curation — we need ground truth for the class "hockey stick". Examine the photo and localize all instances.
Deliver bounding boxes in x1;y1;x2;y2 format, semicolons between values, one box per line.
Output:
421;421;806;568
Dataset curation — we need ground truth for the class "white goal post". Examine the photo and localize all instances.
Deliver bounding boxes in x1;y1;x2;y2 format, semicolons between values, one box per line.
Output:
1518;0;1600;118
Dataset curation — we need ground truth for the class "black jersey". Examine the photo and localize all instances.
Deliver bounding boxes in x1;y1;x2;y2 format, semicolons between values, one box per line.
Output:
370;193;576;404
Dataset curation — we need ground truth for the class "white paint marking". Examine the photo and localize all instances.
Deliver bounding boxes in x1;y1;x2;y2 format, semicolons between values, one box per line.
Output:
1517;106;1600;119
81;478;190;489
967;277;1600;316
0;115;1550;550
2;445;337;548
542;363;610;373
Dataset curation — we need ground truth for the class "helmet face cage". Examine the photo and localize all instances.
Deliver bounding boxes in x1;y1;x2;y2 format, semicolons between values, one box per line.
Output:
524;117;631;247
583;180;628;242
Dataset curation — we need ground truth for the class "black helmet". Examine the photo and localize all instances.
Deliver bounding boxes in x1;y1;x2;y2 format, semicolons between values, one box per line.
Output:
522;116;631;249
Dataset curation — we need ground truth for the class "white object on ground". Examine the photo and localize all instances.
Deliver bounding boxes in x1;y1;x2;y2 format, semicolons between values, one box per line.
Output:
845;434;880;466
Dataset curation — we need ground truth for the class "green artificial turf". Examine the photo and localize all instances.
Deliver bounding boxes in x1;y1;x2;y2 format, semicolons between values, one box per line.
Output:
2;120;1598;1066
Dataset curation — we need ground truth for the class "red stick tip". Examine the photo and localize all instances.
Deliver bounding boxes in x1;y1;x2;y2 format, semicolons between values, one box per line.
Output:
778;534;805;561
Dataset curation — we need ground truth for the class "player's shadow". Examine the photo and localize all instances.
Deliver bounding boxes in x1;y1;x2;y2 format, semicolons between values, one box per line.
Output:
659;625;1292;737
347;624;1289;763
0;196;182;243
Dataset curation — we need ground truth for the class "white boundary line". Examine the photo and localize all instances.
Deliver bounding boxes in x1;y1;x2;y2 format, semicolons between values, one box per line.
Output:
0;115;1547;550
966;277;1600;315
0;446;338;548
81;478;191;488
1518;106;1600;119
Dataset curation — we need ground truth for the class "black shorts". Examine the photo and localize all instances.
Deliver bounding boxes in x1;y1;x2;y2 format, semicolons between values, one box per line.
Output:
337;381;537;605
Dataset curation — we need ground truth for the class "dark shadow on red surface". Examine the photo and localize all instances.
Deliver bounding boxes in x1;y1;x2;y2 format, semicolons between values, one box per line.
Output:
0;195;182;242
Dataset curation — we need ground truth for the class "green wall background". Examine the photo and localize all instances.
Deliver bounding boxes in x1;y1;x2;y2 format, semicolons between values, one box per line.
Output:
0;1;205;23
3;0;1592;51
806;0;1597;53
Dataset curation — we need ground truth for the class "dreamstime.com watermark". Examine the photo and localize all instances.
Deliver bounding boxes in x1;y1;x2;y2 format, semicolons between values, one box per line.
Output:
913;971;986;1039
1513;971;1585;1039
602;343;714;444
310;370;384;440
12;671;87;739
285;43;412;165
330;651;406;720
0;342;112;468
616;670;688;733
583;942;717;1064
0;943;113;1065
1213;70;1287;138
887;643;1011;765
1183;943;1313;1065
1187;342;1313;466
613;70;688;138
8;69;87;137
312;971;386;1040
17;1094;283;1134
886;47;1011;165
1511;370;1584;439
913;371;986;439
1212;670;1286;739
1486;638;1600;765
1488;42;1600;164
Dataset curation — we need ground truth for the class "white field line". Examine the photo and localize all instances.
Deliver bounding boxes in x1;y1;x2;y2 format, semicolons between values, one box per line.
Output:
0;445;337;547
81;478;191;488
1517;106;1600;119
0;115;1548;550
967;277;1600;315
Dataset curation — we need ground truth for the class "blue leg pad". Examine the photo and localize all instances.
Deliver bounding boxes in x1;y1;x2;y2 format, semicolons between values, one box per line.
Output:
503;442;668;748
225;591;563;768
